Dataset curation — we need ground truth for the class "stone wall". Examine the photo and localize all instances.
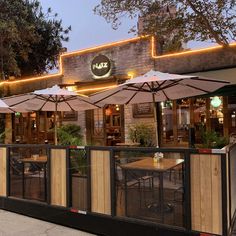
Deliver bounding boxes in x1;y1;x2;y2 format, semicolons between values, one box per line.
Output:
62;111;87;144
2;75;62;97
124;104;156;145
154;46;236;74
61;37;154;83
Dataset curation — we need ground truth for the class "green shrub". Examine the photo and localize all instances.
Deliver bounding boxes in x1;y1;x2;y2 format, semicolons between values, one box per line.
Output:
200;130;228;149
128;122;155;147
57;124;83;146
58;124;86;175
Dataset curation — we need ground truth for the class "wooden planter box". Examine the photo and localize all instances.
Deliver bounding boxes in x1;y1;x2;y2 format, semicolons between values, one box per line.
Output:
190;151;223;235
71;174;87;211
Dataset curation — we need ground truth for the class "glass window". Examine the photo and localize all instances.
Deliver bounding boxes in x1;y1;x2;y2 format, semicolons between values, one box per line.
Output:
193;98;206;144
105;105;121;146
161;101;174;144
177;99;190;145
210;96;223;136
93;108;104;136
228;96;236;136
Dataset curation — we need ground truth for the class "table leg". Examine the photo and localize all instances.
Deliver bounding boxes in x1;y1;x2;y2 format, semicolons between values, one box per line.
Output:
159;173;164;223
44;163;47;201
22;163;25;199
124;170;128;216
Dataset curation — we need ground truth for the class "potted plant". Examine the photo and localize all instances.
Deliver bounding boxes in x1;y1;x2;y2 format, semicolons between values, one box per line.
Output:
128;122;155;147
57;124;86;175
199;126;228;149
58;124;87;210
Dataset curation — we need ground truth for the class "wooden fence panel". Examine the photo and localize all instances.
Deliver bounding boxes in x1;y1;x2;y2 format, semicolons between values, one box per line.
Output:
0;148;7;196
191;154;222;235
50;149;67;207
91;150;111;215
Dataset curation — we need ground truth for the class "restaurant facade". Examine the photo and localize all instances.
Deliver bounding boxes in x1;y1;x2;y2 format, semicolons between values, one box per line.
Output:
0;36;236;236
2;35;236;147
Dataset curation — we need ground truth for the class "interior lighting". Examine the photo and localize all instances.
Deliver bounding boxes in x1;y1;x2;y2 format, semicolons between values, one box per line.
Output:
210;96;222;108
127;72;135;79
105;107;112;116
115;105;120;111
76;85;117;93
66;86;76;92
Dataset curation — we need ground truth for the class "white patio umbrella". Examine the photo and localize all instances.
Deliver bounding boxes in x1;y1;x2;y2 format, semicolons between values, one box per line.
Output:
0;99;30;113
0;99;15;113
91;70;230;145
3;85;100;144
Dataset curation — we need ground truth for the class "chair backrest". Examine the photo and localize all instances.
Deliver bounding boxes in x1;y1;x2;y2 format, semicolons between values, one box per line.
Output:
10;156;22;175
116;163;124;184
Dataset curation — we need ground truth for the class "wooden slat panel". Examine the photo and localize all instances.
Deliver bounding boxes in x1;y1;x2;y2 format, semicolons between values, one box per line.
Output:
50;149;67;207
103;153;111;213
91;150;111;215
91;151;98;211
0;148;7;196
200;154;212;232
211;155;222;235
191;154;201;230
191;153;222;235
226;155;230;229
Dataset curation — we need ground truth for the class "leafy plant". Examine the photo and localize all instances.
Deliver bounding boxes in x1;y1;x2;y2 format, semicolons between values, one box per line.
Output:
0;131;5;143
0;0;71;79
200;129;228;149
57;124;86;175
57;124;83;146
128;122;155;147
0;128;11;143
94;0;236;49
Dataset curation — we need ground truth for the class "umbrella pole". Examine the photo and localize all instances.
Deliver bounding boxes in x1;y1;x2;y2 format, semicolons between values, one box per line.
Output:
54;97;58;145
152;93;159;147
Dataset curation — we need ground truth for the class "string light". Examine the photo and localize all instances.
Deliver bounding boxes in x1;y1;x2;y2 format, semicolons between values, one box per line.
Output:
151;36;236;58
2;35;236;87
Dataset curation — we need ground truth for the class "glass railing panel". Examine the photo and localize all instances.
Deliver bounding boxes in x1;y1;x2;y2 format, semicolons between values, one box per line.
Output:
69;147;88;212
114;149;185;227
9;145;48;202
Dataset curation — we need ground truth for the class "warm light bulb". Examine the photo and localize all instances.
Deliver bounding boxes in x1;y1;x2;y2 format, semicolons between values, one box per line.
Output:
211;96;222;108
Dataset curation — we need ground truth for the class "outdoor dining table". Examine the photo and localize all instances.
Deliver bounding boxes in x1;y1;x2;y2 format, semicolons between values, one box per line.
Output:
120;157;184;222
19;156;48;201
116;142;140;147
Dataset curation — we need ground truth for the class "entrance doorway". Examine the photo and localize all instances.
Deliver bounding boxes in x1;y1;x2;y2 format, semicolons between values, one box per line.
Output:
105;105;124;146
86;105;124;146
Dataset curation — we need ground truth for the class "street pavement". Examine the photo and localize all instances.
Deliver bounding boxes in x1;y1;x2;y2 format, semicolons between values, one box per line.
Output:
0;210;96;236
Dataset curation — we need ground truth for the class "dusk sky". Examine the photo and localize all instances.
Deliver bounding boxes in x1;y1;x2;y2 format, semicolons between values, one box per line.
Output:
40;0;136;52
39;0;214;53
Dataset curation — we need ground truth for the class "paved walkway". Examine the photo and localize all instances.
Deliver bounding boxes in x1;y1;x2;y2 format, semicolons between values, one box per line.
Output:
0;210;96;236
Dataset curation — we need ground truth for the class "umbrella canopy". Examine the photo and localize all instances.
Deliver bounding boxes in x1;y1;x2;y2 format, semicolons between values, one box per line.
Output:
0;99;15;113
3;85;100;144
3;85;98;111
0;99;30;113
91;70;230;146
91;70;230;105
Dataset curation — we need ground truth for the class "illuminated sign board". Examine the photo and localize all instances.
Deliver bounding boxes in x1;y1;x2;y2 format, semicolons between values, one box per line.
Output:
91;55;112;79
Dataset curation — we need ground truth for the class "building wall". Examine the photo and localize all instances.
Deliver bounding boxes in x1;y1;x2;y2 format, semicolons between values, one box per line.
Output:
3;37;236;145
3;75;62;96
61;38;154;84
154;46;236;75
124;104;156;144
62;111;86;144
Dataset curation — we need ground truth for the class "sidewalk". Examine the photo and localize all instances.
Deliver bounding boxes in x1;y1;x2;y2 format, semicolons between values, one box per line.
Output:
0;210;96;236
